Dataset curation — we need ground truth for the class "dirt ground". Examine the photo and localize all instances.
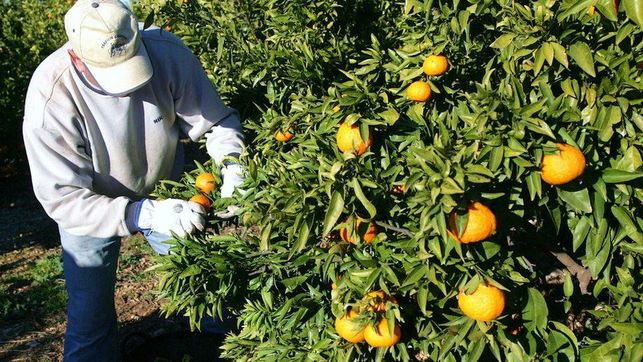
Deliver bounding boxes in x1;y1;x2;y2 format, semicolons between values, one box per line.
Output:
0;148;222;361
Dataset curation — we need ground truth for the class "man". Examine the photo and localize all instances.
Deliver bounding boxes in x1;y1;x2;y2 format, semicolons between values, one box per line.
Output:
22;0;244;359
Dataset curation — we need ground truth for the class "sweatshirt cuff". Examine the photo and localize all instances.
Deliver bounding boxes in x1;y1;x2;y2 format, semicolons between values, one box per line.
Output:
124;200;145;234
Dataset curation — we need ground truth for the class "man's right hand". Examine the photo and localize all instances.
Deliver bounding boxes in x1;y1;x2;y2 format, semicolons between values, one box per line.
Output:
136;199;205;237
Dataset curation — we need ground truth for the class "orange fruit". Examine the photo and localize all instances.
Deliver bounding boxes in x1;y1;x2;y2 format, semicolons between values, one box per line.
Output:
195;172;216;194
407;81;432;102
275;130;294;142
364;319;401;347
540;143;586;185
335;310;366;343
336;122;373;156
448;202;496;243
366;290;398;312
340;218;376;245
189;194;211;211
423;55;449;76
458;283;505;322
588;6;596;15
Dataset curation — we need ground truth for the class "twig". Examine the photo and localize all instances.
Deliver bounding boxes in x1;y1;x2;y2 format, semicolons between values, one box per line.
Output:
374;221;414;238
248;266;267;276
550;251;592;295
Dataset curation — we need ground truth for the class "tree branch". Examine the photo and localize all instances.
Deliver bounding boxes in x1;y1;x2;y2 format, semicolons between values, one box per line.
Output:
374;221;414;238
550;251;592;295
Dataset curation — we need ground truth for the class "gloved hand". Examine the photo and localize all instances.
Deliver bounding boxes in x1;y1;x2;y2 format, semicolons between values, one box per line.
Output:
214;205;240;219
136;199;205;237
220;164;245;198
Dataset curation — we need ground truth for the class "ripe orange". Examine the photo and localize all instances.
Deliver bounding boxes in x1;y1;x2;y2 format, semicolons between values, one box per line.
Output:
335;310;366;343
366;290;398;312
189;194;211;211
195;172;216;194
364;319;401;347
423;55;449;76
336;122;373;156
340;218;376;245
448;202;496;243
407;81;432;102
275;130;294;142
541;143;586;185
458;283;505;322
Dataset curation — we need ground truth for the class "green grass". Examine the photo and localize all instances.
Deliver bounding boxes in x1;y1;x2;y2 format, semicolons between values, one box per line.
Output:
0;252;66;322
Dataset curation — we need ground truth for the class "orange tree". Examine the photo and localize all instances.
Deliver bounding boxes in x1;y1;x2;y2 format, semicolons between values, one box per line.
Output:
1;0;69;168
142;0;642;360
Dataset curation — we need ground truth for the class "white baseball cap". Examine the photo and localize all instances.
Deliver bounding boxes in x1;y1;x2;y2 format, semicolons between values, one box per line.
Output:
64;0;153;94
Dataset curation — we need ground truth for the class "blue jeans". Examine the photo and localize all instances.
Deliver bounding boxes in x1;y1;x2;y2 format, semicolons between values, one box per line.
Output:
60;228;221;361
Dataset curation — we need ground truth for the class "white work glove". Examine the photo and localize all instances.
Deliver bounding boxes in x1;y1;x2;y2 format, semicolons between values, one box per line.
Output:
214;205;240;219
220;164;245;198
216;164;244;219
136;199;205;237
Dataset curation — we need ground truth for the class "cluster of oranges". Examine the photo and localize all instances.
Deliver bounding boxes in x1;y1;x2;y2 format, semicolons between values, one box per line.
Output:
449;142;586;321
332;54;449;160
333;54;450;159
189;172;216;212
335;291;401;347
449;142;585;320
407;54;449;102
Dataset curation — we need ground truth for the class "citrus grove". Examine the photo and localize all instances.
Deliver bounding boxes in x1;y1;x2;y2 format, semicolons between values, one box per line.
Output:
141;0;642;360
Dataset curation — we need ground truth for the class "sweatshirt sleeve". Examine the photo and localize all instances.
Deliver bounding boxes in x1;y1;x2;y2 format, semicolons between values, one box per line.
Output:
23;105;133;238
172;47;244;164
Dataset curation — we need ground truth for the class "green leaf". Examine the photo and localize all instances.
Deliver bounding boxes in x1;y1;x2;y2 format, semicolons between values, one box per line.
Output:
573;217;592;252
401;264;426;287
533;46;545;75
179;264;201;278
563;272;574;297
568;42;596;77
322;191;344;236
143;10;155;30
624;0;643;27
352;178;376;218
379;108;400;125
611;206;638;233
490;34;515;49
602;169;643;183
557;188;593;213
522;288;549;334
293;219;311;253
551;42;569;68
542;42;554;65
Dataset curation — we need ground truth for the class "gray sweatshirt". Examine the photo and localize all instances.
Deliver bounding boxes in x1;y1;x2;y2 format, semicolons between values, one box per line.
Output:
23;27;244;238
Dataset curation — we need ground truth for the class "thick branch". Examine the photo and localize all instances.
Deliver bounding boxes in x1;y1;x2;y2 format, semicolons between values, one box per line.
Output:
550;251;592;295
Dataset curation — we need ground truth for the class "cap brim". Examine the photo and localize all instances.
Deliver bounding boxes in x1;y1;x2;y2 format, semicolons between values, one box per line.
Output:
86;43;153;95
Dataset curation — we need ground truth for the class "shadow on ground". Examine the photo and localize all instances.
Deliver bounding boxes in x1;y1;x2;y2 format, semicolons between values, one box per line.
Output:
120;312;226;362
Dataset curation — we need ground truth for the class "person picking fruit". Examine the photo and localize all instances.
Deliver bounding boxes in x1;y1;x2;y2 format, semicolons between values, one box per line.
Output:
22;0;245;359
